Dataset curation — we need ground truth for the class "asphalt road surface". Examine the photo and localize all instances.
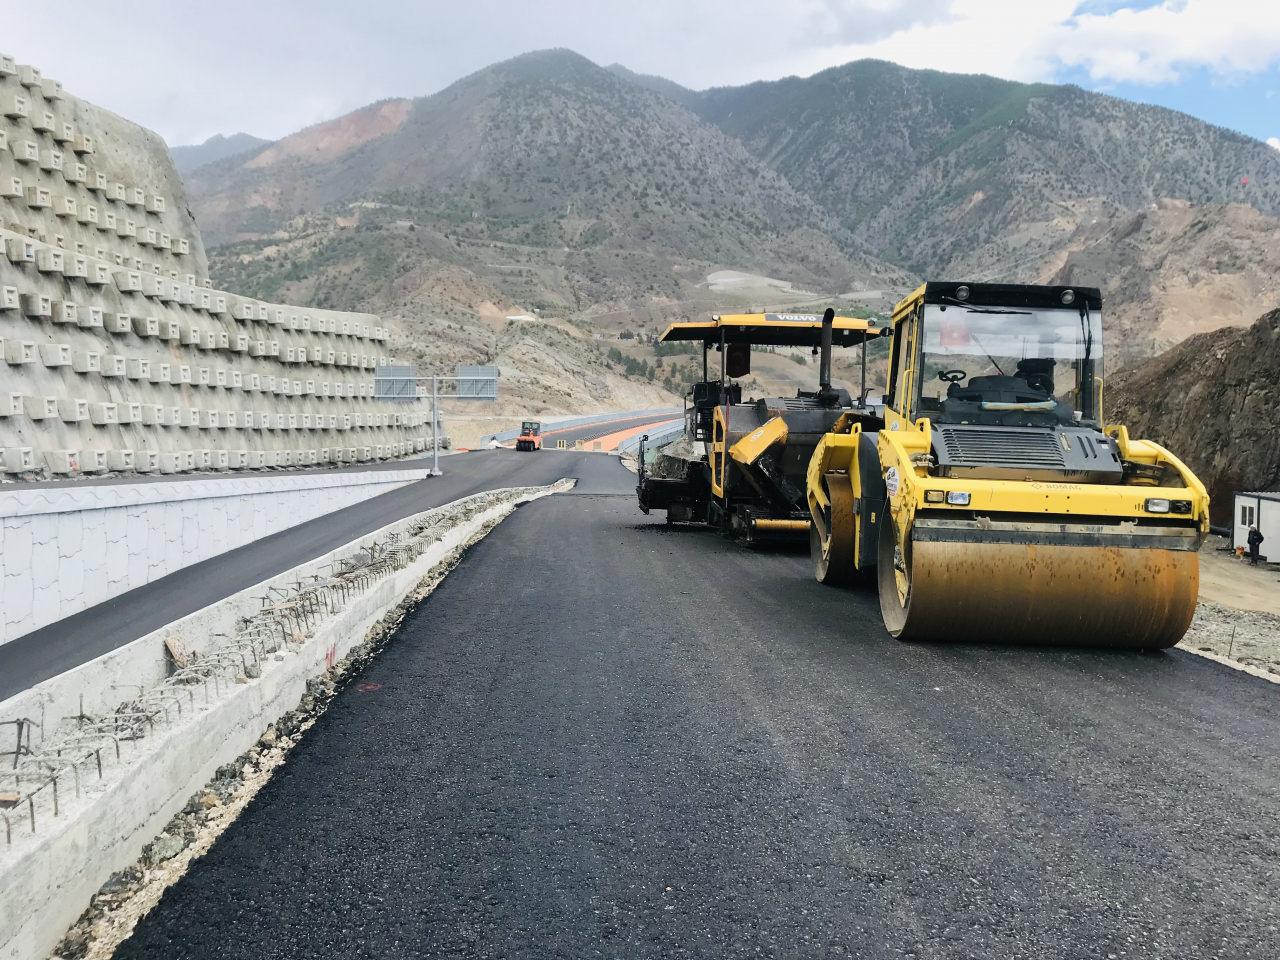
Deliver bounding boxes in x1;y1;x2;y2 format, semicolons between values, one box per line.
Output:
536;413;681;447
0;448;610;702
1;409;661;701
117;455;1280;959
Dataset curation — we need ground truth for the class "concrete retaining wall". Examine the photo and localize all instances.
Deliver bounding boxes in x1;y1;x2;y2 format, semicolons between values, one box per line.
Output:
0;52;428;479
0;468;432;645
0;481;564;960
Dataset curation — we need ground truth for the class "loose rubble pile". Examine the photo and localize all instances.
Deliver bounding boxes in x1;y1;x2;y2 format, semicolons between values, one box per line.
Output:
646;434;701;480
1110;308;1280;518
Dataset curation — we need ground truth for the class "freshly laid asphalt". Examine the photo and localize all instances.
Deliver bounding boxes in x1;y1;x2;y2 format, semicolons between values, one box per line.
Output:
116;454;1280;959
0;430;637;703
0;411;674;492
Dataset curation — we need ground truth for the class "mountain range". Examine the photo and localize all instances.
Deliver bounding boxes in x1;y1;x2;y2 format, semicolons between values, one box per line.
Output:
175;49;1280;412
169;133;271;174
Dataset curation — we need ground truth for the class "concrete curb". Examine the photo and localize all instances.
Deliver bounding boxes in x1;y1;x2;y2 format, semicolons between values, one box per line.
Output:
0;480;569;960
0;467;433;519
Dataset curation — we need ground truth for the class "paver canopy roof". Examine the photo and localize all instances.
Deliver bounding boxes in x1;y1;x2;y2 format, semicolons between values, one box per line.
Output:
659;313;880;346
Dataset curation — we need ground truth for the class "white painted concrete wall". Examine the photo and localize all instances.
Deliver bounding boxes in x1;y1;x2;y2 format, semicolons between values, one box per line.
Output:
0;468;432;644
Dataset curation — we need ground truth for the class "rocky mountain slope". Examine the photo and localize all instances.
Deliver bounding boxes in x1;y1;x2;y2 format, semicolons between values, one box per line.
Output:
170;133;270;174
187;51;907;296
183;50;1280;418
655;60;1280;362
687;60;1280;278
186;51;918;415
1048;200;1280;363
1109;308;1280;522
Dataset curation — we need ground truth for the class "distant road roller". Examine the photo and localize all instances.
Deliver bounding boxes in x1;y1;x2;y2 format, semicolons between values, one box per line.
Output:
515;420;542;451
636;312;883;542
807;282;1208;648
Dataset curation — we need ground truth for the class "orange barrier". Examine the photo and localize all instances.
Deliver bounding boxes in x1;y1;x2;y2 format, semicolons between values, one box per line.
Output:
579;418;679;452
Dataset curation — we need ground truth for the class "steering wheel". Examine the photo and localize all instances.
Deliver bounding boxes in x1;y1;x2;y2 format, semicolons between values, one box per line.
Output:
937;369;967;383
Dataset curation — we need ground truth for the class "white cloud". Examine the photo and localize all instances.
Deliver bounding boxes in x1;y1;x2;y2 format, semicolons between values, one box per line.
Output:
1268;137;1280;150
806;0;956;44
2;0;1279;143
1057;0;1280;85
787;0;1280;87
773;1;1077;82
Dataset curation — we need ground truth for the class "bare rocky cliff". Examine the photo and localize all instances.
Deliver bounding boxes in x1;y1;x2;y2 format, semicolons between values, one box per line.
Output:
1108;308;1280;523
1047;200;1280;366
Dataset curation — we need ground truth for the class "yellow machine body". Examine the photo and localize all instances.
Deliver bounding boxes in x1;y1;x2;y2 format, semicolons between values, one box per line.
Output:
729;415;789;470
662;314;882;345
645;312;880;542
807;282;1209;649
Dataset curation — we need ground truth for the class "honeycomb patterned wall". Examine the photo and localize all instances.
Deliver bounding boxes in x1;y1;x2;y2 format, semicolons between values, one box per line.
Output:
0;54;428;477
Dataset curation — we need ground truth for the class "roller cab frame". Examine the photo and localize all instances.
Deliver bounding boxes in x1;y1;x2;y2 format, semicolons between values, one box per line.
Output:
515;420;542;451
807;282;1209;648
636;312;883;541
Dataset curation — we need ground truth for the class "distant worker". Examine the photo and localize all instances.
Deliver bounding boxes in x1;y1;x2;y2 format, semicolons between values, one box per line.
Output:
1247;525;1264;566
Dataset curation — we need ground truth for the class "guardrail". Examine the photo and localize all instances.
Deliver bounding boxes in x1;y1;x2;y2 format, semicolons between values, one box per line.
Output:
617;421;685;458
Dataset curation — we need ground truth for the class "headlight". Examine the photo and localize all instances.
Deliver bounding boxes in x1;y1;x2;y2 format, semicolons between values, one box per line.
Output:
946;491;971;506
924;489;945;503
1145;498;1171;513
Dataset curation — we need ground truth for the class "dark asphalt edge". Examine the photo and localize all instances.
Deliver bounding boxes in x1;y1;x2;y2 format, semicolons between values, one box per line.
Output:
1176;645;1280;686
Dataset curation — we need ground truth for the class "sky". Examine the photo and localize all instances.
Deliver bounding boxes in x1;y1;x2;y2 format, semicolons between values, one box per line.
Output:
4;0;1278;149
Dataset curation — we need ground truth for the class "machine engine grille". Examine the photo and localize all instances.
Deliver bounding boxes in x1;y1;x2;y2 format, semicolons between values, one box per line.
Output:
777;397;821;411
936;426;1067;469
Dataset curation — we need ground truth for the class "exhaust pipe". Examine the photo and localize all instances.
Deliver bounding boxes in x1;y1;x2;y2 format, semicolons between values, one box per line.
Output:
818;307;836;405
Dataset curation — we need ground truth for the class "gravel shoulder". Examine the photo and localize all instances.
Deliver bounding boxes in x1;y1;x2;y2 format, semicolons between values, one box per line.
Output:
1198;536;1280;616
1186;537;1280;677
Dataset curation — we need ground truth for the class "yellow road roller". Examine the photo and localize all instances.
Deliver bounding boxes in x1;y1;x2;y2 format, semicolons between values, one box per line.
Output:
807;282;1208;648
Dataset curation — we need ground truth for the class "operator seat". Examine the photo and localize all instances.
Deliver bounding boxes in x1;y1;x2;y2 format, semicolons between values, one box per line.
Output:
1014;357;1056;396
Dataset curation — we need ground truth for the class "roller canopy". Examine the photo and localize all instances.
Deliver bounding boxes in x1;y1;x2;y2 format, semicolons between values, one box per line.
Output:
894;282;1104;323
660;313;881;347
